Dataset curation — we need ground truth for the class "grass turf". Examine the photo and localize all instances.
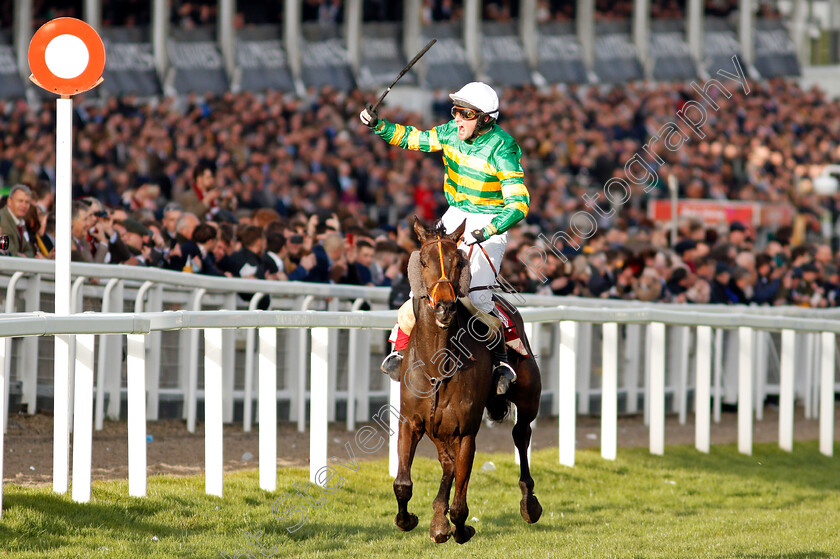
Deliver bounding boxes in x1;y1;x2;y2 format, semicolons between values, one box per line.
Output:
1;442;839;558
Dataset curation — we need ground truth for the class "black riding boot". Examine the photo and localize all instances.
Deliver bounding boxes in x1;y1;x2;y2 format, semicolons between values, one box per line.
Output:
490;328;517;395
473;312;516;395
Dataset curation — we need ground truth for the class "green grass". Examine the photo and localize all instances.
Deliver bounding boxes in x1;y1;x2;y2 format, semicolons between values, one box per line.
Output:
2;442;840;558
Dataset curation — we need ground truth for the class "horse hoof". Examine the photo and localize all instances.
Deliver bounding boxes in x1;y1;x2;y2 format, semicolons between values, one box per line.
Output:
430;531;451;544
396;512;419;532
452;524;475;544
520;495;543;524
430;519;451;543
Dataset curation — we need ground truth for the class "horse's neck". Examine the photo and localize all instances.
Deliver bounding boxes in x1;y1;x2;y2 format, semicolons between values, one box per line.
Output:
413;305;459;356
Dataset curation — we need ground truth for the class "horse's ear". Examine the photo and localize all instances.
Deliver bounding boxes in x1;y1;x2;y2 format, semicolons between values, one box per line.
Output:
448;219;467;243
412;215;429;243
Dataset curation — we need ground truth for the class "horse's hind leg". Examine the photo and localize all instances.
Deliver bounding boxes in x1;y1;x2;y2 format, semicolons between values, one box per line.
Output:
512;381;543;523
449;435;477;544
429;439;455;543
394;421;422;532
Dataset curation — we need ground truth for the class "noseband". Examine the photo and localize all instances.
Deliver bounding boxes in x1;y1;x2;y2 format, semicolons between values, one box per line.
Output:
421;235;459;310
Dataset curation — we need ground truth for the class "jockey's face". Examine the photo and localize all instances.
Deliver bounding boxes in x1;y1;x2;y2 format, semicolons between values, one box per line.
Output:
453;107;478;141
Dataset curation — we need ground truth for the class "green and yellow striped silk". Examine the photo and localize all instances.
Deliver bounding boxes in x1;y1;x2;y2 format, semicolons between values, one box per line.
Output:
373;118;529;236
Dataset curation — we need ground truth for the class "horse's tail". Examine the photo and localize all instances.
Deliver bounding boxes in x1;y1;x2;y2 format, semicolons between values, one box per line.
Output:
485;394;509;422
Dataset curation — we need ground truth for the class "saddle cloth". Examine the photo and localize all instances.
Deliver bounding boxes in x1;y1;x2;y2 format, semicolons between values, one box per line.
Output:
495;301;529;357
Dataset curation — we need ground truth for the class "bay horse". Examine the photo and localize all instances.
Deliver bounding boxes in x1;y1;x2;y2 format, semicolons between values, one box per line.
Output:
393;217;542;544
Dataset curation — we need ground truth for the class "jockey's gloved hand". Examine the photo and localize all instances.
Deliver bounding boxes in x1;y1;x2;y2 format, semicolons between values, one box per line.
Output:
360;104;379;128
470;228;488;244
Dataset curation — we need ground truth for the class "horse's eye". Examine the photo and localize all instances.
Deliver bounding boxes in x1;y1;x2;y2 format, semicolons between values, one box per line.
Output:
420;258;428;268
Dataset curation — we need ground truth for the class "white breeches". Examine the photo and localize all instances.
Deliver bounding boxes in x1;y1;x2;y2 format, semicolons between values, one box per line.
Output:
440;206;507;314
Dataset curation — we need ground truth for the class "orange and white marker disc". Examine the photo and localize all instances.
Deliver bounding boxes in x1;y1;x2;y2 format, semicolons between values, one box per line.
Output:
28;17;105;96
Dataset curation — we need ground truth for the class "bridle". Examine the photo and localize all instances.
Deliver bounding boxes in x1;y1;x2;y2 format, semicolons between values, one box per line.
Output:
421;235;459;310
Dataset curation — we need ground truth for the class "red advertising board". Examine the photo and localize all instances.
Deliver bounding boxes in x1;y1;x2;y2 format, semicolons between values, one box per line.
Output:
649;199;757;226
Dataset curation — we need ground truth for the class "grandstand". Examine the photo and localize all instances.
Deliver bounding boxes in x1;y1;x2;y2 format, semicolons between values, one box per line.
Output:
0;0;817;99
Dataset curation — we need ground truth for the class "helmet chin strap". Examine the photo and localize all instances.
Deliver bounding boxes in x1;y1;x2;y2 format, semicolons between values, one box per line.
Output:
468;114;495;141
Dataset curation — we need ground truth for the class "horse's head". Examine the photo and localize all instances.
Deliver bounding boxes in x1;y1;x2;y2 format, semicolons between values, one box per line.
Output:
410;216;470;329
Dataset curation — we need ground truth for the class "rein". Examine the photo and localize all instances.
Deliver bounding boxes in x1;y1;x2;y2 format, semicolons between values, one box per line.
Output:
467;240;499;293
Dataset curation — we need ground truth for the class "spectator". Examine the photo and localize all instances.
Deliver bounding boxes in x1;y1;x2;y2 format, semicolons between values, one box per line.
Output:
354;239;375;286
728;267;752;305
229;224;271;309
0;184;35;257
288;232;350;283
71;201;108;263
179;164;235;221
167;212;201;271
83;198;133;264
709;262;732;304
263;232;287;280
752;253;782;305
192;222;226;276
161;202;183;249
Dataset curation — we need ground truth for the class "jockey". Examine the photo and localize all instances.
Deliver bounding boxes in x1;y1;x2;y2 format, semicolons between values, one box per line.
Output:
360;82;529;395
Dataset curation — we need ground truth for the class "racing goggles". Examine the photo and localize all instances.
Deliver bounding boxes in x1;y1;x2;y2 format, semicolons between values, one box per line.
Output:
451;106;479;120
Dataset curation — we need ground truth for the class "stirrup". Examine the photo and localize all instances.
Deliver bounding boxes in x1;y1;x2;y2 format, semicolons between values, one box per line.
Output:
494;362;517;395
380;350;404;381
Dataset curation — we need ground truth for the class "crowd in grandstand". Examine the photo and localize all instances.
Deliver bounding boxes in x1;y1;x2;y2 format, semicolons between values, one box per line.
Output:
8;0;783;31
0;77;838;307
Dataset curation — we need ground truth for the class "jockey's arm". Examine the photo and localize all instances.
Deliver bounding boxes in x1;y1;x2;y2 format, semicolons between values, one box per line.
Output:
481;143;529;238
373;119;445;153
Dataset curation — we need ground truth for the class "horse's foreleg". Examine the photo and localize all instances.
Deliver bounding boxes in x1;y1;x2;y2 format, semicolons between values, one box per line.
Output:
429;440;455;543
512;404;542;524
449;435;476;544
394;421;422;532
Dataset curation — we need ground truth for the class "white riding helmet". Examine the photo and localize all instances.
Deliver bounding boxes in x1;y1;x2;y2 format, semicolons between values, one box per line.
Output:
449;82;500;119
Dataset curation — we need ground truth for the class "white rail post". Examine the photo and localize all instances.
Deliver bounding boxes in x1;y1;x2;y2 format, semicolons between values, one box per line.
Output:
3;271;24;435
625;324;641;414
819;331;835;457
205;328;224;497
779;329;795;452
259;327;277;491
327;298;339;423
95;278;121;430
68;277;87;433
286;296;304;426
71;334;96;503
389;378;400;478
146;285;164;421
21;274;40;414
186;288;206;434
222;293;237;426
755;330;767;421
695;326;711;453
649;322;666;456
803;333;814;419
577;322;592;415
310;327;329;486
558;320;577;467
713;328;724;423
354;327;371;425
346;299;369;431
738;327;754;456
297;296;315;432
106;282;125;422
127;333;147;497
548;323;561;416
243;293;266;432
601;322;618;461
677;326;689;425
